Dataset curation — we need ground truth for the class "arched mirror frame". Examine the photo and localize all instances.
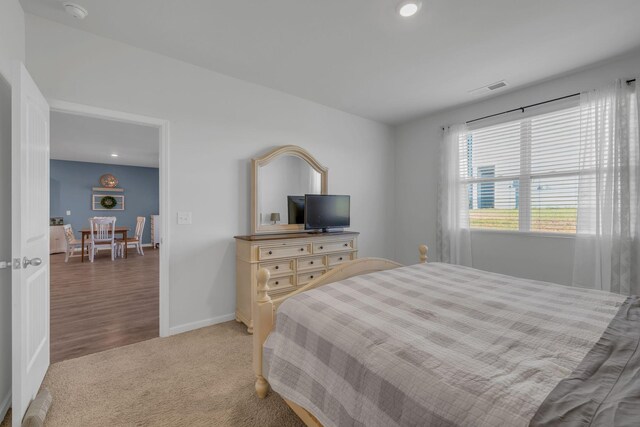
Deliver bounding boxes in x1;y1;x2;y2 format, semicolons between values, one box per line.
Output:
251;145;328;234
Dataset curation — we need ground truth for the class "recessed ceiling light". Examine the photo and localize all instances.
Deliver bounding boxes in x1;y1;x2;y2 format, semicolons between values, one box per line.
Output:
397;0;422;17
111;153;119;158
63;3;88;20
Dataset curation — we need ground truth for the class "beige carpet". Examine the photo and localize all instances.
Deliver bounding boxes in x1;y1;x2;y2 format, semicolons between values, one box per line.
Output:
2;321;303;427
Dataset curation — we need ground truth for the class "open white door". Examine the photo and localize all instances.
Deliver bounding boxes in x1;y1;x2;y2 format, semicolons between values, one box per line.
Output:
11;62;50;426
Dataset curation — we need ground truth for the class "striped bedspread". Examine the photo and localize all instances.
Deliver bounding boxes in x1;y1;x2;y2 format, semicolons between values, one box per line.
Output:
262;262;626;427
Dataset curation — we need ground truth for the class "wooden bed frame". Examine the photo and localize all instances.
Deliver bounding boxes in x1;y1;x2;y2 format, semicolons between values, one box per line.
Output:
252;244;428;426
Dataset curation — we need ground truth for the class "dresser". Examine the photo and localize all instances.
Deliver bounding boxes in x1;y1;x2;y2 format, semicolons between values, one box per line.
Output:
50;225;66;254
150;215;161;248
234;231;359;333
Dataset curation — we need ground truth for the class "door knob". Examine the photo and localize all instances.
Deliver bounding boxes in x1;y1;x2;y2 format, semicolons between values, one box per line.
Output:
23;257;42;269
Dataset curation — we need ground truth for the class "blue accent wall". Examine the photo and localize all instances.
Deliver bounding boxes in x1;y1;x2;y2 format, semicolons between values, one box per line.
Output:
50;160;159;244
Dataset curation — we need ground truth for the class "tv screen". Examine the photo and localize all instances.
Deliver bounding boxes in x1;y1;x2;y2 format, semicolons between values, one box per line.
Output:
304;195;350;231
287;196;305;224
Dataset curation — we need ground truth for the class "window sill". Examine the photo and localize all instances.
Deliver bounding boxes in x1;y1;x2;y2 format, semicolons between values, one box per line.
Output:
469;229;576;239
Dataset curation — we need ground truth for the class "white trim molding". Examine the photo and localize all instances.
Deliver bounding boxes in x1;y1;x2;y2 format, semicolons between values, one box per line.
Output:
47;99;171;337
168;313;236;336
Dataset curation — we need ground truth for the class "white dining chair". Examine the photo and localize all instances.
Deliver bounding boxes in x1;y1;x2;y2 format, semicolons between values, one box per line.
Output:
63;224;84;262
89;217;117;262
117;216;146;257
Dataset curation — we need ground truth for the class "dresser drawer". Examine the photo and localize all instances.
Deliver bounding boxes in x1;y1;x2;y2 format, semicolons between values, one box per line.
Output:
259;259;294;276
327;252;354;267
297;256;324;271
268;275;295;294
297;269;326;286
313;239;354;254
259;243;312;260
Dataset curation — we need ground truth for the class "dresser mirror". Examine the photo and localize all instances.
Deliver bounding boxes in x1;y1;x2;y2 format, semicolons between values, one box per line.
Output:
252;145;328;234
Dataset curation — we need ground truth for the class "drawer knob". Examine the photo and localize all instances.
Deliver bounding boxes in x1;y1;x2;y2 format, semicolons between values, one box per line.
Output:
344;243;348;247
319;246;324;249
310;261;314;265
300;248;304;251
268;250;273;255
339;257;343;261
275;265;279;270
310;275;314;279
275;281;279;285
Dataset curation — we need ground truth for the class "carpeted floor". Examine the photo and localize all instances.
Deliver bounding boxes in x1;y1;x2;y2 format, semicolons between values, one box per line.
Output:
1;321;303;427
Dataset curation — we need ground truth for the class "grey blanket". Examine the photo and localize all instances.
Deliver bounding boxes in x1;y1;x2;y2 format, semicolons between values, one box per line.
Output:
530;295;640;427
263;262;627;427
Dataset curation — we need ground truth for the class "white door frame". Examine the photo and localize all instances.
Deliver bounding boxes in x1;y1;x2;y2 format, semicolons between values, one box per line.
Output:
48;99;170;337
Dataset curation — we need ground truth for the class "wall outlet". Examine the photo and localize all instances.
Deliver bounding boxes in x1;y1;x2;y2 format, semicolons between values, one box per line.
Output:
66;210;71;216
177;211;192;225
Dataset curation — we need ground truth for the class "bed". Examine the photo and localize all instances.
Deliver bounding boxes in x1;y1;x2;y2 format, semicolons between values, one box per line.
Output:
252;245;640;427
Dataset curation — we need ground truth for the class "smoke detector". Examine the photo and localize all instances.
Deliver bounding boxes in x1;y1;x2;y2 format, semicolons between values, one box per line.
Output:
468;80;508;96
63;3;88;20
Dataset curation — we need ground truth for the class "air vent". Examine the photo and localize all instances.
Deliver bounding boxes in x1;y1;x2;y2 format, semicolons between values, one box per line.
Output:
487;81;507;90
468;80;509;96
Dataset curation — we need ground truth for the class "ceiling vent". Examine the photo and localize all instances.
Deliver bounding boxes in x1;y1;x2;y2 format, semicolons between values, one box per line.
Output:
468;80;508;96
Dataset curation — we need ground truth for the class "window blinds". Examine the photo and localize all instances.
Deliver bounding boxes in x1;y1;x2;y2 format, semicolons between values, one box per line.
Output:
459;105;581;233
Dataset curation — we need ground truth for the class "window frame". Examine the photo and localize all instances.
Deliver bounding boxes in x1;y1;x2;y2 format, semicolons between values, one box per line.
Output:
460;101;582;235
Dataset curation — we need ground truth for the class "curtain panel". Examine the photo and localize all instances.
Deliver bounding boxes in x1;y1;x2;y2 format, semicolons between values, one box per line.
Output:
437;124;472;266
573;80;640;295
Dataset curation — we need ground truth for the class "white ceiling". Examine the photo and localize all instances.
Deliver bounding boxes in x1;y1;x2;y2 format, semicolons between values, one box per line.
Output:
22;0;640;124
51;111;159;167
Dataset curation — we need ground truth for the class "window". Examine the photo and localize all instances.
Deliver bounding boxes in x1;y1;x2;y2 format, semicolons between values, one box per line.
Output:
459;105;581;233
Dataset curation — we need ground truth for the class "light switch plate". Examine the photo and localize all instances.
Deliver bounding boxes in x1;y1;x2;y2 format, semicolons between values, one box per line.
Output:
177;211;192;225
66;210;71;216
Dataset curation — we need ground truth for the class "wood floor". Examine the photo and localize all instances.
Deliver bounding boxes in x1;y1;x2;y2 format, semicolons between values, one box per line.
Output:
50;248;159;363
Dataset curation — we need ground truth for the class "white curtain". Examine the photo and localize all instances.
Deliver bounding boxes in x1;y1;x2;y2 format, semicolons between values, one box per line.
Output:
572;80;640;295
437;124;473;266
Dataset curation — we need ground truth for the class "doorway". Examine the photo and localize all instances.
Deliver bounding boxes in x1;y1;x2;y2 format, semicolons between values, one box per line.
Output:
47;101;169;362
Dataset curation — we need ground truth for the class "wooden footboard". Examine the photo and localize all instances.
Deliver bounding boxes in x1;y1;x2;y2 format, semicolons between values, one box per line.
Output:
253;245;428;412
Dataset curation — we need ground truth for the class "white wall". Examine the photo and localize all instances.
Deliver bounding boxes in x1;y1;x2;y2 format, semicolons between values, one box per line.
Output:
0;0;25;79
0;0;25;420
25;15;395;333
394;50;640;285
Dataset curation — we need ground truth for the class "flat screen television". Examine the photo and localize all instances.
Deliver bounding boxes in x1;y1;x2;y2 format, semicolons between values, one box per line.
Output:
287;196;305;224
304;194;350;232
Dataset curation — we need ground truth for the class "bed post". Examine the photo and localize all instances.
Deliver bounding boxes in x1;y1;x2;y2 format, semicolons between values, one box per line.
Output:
253;268;273;398
419;244;428;263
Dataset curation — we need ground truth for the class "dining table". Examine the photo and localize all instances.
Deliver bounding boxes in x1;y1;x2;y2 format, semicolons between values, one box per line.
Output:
80;226;130;262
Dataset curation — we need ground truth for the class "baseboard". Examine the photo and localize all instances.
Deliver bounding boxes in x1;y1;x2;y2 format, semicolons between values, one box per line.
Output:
168;313;236;335
0;390;10;423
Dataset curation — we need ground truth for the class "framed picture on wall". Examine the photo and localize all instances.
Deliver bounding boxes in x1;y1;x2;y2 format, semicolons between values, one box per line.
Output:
92;194;125;211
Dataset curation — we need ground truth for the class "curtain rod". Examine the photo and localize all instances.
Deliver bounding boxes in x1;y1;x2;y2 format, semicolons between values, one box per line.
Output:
462;78;637;126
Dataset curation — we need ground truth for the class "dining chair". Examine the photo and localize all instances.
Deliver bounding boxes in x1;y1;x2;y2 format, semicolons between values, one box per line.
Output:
63;224;84;262
117;216;146;257
89;217;117;262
